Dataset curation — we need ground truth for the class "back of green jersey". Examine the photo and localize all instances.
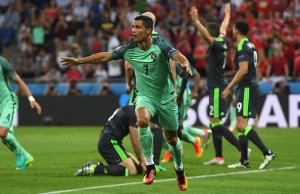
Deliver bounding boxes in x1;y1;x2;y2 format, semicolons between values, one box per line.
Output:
111;36;179;103
0;56;17;104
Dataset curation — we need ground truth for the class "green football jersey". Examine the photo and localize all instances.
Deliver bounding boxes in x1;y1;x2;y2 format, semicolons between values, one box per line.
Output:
0;56;17;106
111;36;179;103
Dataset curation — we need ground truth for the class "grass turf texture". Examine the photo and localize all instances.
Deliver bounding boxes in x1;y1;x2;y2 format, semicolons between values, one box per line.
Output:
0;127;299;194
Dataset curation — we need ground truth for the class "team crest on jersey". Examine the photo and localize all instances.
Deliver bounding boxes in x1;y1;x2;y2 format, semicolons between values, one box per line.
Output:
151;52;157;62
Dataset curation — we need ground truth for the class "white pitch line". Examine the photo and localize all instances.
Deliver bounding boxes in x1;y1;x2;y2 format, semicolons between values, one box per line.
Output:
39;166;297;194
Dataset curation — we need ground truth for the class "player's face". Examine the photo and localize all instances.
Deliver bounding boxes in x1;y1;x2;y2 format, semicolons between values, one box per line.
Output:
132;20;149;42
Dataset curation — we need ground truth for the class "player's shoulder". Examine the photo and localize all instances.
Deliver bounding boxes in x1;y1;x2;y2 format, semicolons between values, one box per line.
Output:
112;42;138;54
237;39;255;51
153;35;171;45
0;55;7;63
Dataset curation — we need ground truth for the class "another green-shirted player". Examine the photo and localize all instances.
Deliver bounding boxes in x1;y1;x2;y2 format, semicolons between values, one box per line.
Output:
61;15;191;191
222;21;276;169
0;55;42;170
161;62;211;162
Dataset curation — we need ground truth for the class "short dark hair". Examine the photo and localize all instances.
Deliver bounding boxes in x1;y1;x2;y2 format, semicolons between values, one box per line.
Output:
234;21;249;36
134;15;153;30
207;23;220;37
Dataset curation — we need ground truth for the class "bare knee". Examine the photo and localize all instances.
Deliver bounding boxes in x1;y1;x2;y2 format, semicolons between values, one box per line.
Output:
120;158;138;176
136;118;149;128
0;127;8;138
166;135;178;146
128;167;138;176
236;117;248;132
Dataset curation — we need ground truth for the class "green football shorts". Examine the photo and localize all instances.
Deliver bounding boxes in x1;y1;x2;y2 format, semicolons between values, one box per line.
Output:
135;95;178;131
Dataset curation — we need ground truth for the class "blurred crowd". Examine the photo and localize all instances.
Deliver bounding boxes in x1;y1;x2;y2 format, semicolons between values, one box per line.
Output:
0;0;300;93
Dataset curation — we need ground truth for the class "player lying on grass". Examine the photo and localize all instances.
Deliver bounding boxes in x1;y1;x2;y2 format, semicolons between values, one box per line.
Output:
75;105;146;176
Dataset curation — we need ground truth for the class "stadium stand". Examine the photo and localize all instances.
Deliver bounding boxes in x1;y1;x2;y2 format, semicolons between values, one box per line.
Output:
8;82;300;96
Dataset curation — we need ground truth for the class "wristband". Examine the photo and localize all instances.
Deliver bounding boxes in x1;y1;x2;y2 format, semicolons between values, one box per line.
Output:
28;96;35;102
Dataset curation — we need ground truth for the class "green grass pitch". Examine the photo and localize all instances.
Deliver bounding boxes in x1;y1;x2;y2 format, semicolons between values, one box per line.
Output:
0;127;299;194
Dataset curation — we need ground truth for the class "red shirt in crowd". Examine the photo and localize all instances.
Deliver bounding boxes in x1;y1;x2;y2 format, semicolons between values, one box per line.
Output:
294;56;300;77
269;55;288;76
193;44;207;69
66;67;82;82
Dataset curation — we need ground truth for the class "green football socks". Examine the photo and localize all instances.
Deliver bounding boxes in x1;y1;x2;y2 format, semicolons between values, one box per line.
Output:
169;139;183;170
138;126;153;159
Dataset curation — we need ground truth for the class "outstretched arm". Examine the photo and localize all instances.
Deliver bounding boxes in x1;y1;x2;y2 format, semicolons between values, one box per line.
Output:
220;3;231;35
60;52;112;67
190;6;213;45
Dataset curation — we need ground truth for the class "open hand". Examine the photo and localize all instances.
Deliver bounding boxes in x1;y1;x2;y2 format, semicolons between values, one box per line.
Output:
60;57;79;67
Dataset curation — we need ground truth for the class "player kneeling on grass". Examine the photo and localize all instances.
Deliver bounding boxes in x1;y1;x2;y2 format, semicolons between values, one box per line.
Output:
75;105;146;176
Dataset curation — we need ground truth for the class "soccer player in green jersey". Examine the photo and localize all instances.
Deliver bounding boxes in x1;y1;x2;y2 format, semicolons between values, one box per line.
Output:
125;11;167;173
61;15;191;191
0;55;42;170
190;2;243;166
222;21;276;169
161;61;211;162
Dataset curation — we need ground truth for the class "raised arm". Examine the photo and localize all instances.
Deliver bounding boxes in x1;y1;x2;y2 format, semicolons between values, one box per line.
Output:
190;6;213;45
220;3;231;35
60;52;112;67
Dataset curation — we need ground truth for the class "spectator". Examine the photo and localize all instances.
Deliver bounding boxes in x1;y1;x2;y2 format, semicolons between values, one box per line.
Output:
45;82;60;96
266;47;289;82
82;63;95;81
272;81;290;95
72;0;89;23
35;48;51;77
105;30;122;78
98;81;114;96
67;80;82;96
36;65;61;83
95;64;108;82
54;13;69;41
293;45;300;81
65;65;82;82
45;0;59;24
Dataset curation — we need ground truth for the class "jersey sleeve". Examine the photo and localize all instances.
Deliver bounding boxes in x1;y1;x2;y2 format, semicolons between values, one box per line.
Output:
0;56;17;79
110;45;129;60
155;36;179;58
